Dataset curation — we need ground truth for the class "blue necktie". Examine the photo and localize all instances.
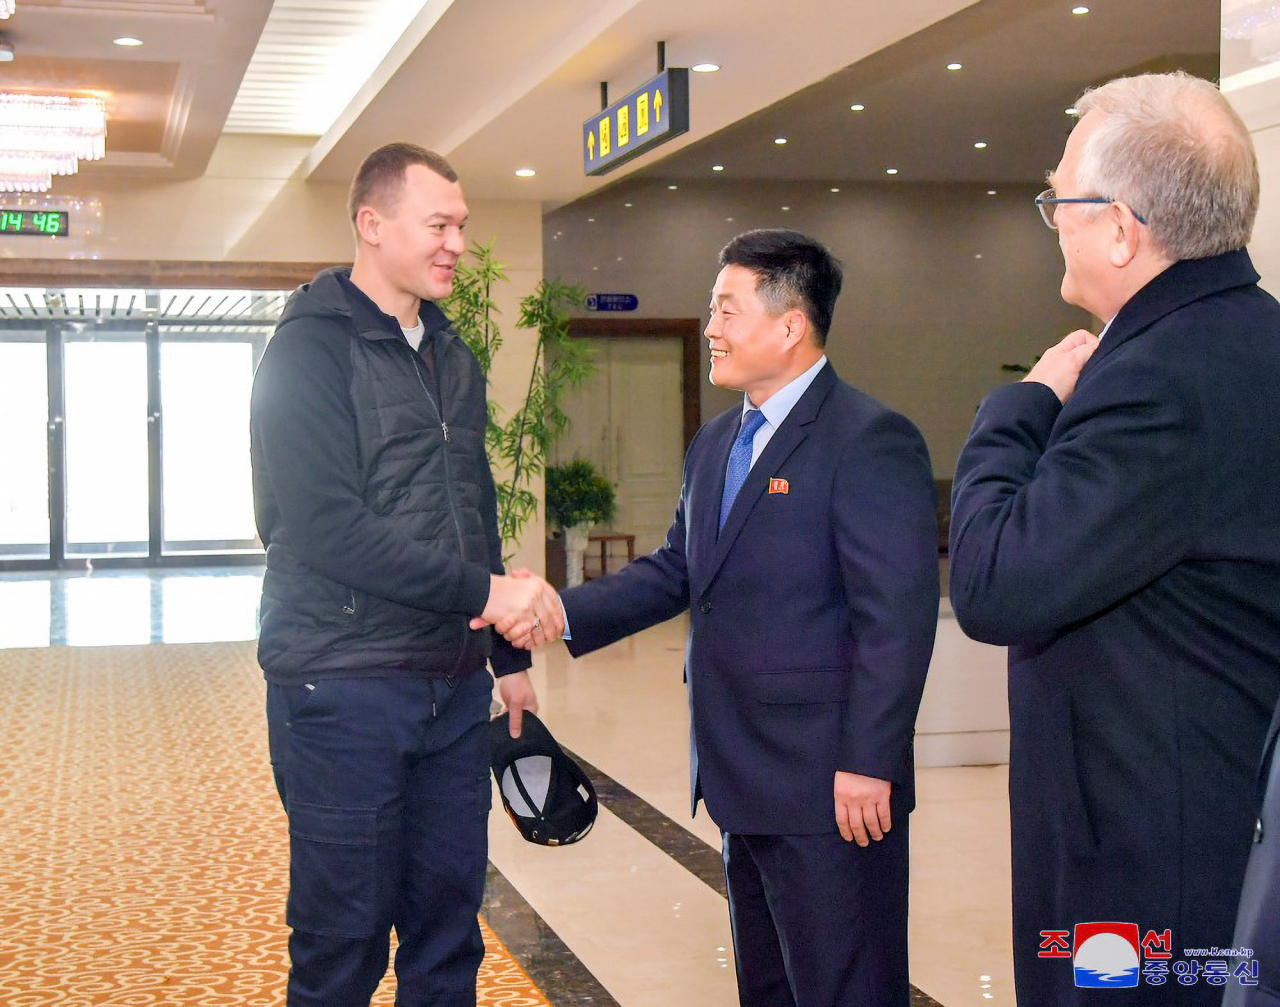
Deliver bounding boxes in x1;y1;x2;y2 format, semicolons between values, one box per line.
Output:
719;408;766;531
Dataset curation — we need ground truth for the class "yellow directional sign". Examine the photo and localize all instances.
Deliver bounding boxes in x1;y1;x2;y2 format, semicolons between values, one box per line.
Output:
583;68;689;176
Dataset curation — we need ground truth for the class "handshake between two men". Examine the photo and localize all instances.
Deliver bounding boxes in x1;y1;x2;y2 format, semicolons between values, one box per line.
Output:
474;569;564;650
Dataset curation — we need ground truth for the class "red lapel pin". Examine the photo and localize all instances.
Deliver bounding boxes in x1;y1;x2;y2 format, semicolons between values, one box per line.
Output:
768;478;789;495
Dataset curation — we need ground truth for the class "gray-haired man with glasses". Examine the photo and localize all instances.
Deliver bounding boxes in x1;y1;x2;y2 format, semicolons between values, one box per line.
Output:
950;72;1280;1006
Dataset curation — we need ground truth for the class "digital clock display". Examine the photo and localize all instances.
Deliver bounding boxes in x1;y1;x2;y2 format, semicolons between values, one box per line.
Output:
0;210;70;236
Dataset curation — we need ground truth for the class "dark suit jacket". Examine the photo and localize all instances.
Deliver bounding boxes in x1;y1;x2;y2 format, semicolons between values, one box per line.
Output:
950;250;1280;1005
1226;701;1280;1005
562;362;939;835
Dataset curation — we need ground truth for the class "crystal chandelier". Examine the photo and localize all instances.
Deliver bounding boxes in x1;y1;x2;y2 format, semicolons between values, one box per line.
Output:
0;93;108;192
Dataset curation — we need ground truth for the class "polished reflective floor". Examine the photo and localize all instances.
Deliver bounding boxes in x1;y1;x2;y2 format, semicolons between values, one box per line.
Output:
0;566;1014;1006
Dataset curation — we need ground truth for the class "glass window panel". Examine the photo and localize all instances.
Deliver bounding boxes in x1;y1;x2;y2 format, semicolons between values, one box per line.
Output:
0;339;50;558
0;579;51;648
160;341;258;548
64;340;149;556
160;574;262;643
63;576;152;646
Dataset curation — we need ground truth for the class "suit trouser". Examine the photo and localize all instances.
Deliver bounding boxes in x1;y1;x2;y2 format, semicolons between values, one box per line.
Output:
266;670;493;1006
722;821;910;1007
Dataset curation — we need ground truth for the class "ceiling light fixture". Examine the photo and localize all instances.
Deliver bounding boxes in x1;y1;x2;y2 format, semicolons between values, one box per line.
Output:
0;93;107;193
624;202;633;207
668;184;678;190
0;0;13;19
885;167;900;175
712;164;724;171
113;36;144;46
774;137;787;144
830;187;840;192
974;141;988;149
691;62;720;73
1065;106;1079;115
850;103;865;111
987;189;998;195
1072;5;1089;13
514;167;535;177
947;62;963;70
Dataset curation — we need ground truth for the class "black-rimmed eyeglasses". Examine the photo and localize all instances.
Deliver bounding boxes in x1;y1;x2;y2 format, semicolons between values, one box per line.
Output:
1035;188;1148;230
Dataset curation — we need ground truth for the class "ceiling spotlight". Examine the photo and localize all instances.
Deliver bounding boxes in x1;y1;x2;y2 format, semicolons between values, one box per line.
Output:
1072;5;1090;13
587;217;595;222
691;62;720;73
974;141;988;149
667;184;678;190
885;167;900;175
1065;106;1079;115
781;205;790;211
712;164;724;171
514;167;535;177
623;202;633;207
947;62;963;71
987;189;997;195
774;137;787;145
850;103;865;111
830;187;840;192
113;36;144;46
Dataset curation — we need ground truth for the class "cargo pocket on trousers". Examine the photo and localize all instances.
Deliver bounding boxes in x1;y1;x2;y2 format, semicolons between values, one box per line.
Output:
286;801;379;938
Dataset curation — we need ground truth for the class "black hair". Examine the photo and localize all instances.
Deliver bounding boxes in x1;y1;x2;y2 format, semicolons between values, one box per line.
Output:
718;229;843;345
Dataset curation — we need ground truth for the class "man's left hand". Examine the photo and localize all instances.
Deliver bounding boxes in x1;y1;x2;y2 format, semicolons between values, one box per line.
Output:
834;771;892;847
496;671;538;738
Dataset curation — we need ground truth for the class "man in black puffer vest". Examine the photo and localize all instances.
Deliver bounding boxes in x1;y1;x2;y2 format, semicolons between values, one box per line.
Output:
250;143;561;1005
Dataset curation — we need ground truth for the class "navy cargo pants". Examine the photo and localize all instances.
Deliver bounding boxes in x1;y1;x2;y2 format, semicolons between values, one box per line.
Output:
266;669;493;1006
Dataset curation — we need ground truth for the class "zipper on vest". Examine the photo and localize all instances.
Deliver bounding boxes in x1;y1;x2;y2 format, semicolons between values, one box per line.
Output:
405;343;471;677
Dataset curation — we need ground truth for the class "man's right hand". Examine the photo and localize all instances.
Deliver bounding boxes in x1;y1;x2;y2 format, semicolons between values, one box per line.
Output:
470;572;563;648
1023;328;1100;404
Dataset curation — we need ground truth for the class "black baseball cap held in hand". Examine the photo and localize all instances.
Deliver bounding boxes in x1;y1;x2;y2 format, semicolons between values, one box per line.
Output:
489;710;598;846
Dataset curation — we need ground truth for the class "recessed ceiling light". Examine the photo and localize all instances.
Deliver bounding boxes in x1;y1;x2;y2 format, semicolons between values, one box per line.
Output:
781;205;790;211
973;141;988;149
1072;5;1090;13
691;62;720;73
113;36;144;46
624;202;633;207
774;137;787;145
712;165;724;171
1065;106;1079;115
947;62;963;71
667;184;678;190
587;217;595;222
850;103;865;111
726;216;734;222
830;187;840;193
987;189;998;195
514;167;536;177
885;167;900;175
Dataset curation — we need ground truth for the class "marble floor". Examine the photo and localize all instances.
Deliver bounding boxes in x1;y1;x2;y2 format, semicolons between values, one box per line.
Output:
0;566;1015;1006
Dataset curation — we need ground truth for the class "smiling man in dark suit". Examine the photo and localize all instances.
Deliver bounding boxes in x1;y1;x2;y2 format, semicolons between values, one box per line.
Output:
493;229;939;1005
950;72;1280;1005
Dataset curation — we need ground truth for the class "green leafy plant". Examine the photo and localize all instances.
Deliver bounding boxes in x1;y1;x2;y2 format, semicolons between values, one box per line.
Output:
545;459;617;530
442;241;592;553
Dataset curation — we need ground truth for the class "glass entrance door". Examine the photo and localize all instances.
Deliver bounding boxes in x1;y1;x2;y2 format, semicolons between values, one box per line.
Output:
0;333;51;560
62;333;152;558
